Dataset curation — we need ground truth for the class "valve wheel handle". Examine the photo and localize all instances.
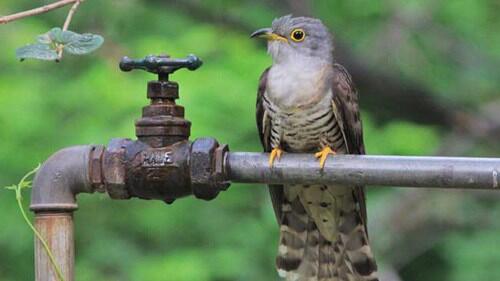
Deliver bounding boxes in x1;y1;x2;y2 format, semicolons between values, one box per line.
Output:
119;54;203;76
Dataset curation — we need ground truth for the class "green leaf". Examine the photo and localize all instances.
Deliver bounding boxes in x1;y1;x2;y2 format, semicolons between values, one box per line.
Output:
55;30;79;45
17;28;103;61
38;27;78;45
20;181;32;189
16;44;58;61
64;33;104;55
48;27;63;43
36;33;53;44
4;185;16;190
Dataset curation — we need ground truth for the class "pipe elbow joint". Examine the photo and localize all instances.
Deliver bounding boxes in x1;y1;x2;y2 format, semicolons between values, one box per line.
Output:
30;145;101;213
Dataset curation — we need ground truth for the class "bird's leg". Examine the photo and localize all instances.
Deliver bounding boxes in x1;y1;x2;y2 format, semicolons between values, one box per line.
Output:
269;147;284;167
314;146;336;169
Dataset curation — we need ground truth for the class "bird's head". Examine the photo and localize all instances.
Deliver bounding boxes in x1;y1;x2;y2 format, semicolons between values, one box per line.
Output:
251;15;333;64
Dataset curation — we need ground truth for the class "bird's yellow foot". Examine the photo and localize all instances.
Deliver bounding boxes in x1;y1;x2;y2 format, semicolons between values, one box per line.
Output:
314;146;336;169
269;148;283;167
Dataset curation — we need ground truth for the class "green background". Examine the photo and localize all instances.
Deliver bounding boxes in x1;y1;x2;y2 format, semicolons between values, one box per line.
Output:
1;1;499;280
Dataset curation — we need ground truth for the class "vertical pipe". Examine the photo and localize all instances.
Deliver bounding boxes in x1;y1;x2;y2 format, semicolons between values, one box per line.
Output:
31;145;102;281
34;212;74;281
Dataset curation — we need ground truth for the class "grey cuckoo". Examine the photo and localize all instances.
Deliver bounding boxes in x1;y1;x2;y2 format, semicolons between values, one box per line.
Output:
251;15;378;281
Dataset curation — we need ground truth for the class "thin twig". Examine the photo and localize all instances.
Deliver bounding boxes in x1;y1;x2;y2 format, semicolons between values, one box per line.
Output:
57;0;82;59
0;0;78;25
62;0;81;31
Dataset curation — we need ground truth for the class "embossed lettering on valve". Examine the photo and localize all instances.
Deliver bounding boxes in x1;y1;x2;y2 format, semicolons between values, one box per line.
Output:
143;150;174;167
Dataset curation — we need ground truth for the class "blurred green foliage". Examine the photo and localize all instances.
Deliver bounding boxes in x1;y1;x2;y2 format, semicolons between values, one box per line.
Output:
0;0;498;280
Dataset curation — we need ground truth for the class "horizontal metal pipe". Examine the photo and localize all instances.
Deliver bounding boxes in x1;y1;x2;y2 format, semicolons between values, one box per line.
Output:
226;153;500;189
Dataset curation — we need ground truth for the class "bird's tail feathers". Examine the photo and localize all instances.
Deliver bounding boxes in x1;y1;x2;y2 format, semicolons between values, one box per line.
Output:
276;197;378;281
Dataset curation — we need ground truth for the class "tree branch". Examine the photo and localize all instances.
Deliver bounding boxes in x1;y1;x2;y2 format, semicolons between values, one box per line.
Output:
0;0;79;25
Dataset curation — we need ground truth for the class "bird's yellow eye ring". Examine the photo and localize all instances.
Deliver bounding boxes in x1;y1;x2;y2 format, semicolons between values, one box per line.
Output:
290;28;305;42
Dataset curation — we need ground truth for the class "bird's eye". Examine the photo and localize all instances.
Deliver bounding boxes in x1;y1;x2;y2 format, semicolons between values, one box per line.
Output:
290;29;305;42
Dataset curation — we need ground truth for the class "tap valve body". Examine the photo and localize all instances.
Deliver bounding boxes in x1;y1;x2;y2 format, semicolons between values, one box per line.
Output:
90;54;232;203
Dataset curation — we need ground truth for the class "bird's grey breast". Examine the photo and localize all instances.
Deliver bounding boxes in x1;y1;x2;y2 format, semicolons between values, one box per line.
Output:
266;61;331;108
263;61;344;152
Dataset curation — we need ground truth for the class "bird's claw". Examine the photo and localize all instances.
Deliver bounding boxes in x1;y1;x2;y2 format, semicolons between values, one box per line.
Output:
314;146;336;169
269;148;283;167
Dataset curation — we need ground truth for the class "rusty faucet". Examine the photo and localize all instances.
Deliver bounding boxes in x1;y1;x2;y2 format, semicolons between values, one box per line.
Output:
30;54;229;281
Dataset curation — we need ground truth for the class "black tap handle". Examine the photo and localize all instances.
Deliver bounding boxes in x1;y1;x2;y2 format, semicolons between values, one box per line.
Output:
119;54;202;79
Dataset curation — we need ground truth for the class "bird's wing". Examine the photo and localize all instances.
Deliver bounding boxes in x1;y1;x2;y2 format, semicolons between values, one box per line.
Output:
256;67;271;151
256;67;284;223
331;63;369;231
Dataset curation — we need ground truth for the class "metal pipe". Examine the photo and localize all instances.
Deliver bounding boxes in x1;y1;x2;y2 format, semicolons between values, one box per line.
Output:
31;145;101;281
226;153;500;189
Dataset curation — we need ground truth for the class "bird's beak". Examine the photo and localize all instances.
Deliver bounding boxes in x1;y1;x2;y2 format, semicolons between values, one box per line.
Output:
250;28;288;42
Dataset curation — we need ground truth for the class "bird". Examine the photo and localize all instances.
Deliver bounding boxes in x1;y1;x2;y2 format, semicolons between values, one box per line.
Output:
251;15;378;281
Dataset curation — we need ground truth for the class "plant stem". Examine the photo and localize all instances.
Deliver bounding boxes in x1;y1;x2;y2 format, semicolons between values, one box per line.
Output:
0;0;78;25
62;0;81;31
12;165;66;281
57;0;82;59
17;199;66;281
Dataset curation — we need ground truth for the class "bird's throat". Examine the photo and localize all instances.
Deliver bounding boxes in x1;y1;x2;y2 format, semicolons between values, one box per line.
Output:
267;61;332;109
